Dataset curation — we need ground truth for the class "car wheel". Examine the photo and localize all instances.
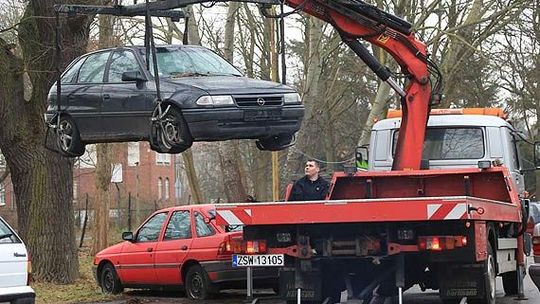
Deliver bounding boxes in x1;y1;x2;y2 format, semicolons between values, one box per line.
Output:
256;133;295;151
55;116;85;157
154;106;192;154
100;263;123;295
185;265;217;300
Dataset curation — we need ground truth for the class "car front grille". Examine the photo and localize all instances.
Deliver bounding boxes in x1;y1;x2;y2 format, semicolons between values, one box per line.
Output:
233;95;283;107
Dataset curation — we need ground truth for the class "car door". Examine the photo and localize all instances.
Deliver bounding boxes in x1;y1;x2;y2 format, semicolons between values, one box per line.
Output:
102;49;153;141
69;51;111;139
0;218;28;288
117;212;168;285
154;209;193;285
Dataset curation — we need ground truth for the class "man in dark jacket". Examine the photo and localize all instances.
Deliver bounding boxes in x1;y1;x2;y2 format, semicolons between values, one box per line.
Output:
289;160;329;201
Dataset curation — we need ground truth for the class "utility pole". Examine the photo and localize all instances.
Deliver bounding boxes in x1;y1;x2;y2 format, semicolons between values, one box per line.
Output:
270;7;280;201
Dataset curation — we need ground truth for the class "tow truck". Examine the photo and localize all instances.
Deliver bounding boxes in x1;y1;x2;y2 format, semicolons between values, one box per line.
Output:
210;2;535;304
50;0;535;303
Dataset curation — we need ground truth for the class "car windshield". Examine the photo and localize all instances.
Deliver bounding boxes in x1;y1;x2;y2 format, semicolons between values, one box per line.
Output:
143;47;242;78
0;218;20;244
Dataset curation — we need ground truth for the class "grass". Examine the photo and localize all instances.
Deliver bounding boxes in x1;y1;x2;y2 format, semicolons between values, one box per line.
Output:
33;240;123;303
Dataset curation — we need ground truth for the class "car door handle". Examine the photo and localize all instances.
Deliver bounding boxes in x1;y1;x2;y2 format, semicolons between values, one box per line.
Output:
103;94;111;100
147;247;153;252
13;252;26;258
181;245;188;251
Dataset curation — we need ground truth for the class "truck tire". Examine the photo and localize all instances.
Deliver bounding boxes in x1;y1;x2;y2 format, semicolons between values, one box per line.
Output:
469;243;496;304
502;271;518;295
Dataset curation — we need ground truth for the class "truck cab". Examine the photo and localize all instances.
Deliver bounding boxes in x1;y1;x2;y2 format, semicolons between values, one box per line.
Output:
369;108;526;195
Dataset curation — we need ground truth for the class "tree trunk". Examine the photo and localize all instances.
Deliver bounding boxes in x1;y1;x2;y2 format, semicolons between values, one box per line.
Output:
91;13;114;256
216;2;248;203
180;5;204;203
0;0;93;282
92;144;111;255
285;16;324;179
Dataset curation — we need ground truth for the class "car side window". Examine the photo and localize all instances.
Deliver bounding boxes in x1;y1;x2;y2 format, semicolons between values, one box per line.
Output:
194;212;215;237
108;50;141;83
61;57;85;84
164;210;192;240
77;51;110;83
0;219;21;244
136;212;167;242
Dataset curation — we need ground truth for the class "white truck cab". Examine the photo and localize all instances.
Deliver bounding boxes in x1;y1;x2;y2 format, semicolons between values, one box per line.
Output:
0;216;35;304
368;109;526;194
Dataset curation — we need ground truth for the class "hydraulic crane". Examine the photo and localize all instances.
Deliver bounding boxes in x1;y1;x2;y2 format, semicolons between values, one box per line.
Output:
52;0;442;171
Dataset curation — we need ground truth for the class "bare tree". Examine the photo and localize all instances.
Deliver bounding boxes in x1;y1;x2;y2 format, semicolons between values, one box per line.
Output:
0;0;96;282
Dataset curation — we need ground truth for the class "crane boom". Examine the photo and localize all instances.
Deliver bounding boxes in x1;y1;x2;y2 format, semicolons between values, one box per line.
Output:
56;0;442;170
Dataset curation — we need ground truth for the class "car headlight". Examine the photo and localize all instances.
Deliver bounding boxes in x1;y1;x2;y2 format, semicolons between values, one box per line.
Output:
284;93;301;104
196;95;234;106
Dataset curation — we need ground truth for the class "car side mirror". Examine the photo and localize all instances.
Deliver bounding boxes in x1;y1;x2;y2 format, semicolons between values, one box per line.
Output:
356;146;369;170
122;231;134;242
535;141;540;169
121;71;145;82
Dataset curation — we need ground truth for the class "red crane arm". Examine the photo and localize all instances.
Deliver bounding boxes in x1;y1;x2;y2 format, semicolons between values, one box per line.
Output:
285;0;437;170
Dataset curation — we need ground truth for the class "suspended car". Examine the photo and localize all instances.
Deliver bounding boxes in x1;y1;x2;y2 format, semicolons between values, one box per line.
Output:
45;45;304;157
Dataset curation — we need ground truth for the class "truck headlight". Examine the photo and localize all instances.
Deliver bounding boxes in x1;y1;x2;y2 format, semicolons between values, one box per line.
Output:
283;93;301;104
196;95;234;106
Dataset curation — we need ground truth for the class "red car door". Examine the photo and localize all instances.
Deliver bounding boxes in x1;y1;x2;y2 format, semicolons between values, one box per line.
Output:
117;211;168;284
154;209;193;285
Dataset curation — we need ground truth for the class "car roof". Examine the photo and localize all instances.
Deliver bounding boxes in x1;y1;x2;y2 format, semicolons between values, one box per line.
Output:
157;203;216;213
85;44;209;55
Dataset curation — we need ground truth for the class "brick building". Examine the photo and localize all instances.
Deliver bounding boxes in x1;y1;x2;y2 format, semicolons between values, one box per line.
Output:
0;142;185;223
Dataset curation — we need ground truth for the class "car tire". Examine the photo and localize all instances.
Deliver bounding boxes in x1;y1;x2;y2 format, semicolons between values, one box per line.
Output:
256;133;295;151
99;263;123;295
154;106;193;154
55;116;85;157
502;271;518;295
185;265;217;300
469;243;496;304
12;298;35;304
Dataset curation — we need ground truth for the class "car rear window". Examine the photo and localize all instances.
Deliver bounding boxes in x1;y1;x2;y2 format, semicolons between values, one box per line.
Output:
0;218;21;244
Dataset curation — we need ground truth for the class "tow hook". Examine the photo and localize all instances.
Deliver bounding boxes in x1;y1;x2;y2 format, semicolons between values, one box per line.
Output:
468;205;485;215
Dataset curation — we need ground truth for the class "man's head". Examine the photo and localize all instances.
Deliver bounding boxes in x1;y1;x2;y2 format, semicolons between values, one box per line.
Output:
305;160;321;180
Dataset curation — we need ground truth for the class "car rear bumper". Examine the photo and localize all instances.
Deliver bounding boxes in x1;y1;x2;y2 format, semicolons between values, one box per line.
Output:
200;260;278;284
0;286;35;303
530;263;540;290
182;106;304;140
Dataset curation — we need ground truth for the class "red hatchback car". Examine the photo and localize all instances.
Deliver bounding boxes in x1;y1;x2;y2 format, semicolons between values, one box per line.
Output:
93;204;276;299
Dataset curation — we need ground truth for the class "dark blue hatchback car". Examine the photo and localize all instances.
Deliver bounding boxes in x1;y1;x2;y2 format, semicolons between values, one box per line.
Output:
45;45;304;156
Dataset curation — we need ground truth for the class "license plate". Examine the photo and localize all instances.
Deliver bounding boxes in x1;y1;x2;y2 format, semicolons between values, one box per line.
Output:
244;109;282;121
232;254;285;267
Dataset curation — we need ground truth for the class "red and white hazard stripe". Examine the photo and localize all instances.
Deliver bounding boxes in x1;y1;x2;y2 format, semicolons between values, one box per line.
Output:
427;203;468;220
217;209;252;226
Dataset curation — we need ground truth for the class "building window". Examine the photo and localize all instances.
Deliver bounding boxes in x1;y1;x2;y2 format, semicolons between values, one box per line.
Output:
0;184;5;207
127;142;140;166
77;144;97;168
164;178;170;200
158;178;163;200
73;180;78;201
156;153;171;165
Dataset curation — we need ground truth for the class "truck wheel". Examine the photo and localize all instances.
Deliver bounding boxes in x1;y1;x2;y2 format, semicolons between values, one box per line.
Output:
470;243;496;304
185;265;217;300
99;263;123;294
502;271;518;295
154;106;192;154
